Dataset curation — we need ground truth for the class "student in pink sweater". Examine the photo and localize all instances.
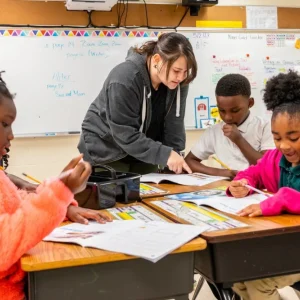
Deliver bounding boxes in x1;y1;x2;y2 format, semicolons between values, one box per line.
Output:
0;72;97;300
228;70;300;300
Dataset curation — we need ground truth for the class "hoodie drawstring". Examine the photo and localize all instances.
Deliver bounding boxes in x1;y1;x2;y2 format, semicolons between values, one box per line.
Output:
176;86;180;117
140;86;147;132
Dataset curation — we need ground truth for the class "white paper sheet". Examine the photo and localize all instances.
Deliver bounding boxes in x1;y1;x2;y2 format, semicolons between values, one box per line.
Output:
44;220;208;263
246;6;278;29
176;193;267;215
87;221;208;262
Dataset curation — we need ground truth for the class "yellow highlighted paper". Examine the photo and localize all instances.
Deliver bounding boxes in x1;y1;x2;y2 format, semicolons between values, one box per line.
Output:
196;20;242;28
182;202;227;222
117;212;134;220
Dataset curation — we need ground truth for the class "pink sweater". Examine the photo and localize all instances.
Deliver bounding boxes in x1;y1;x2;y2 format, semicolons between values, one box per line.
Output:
0;171;74;300
227;149;300;216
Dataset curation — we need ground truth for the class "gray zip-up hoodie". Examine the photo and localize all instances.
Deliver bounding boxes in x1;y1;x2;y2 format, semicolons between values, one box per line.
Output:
78;48;189;166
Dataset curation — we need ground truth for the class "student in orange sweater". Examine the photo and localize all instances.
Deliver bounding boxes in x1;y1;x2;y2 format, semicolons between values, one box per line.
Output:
1;149;111;225
0;72;102;300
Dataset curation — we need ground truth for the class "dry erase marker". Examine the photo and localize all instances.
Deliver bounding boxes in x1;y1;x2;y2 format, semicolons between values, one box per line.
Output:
45;132;56;136
244;184;271;198
22;173;42;184
212;156;231;170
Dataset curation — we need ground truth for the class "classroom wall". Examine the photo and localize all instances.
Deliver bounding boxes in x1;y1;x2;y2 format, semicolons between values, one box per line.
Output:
3;0;300;179
8;131;204;179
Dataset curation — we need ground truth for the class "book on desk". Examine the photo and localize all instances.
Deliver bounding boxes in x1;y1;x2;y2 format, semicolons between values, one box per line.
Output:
141;173;228;186
164;188;267;215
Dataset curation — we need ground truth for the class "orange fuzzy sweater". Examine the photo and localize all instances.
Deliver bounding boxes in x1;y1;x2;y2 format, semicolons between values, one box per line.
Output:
0;171;74;300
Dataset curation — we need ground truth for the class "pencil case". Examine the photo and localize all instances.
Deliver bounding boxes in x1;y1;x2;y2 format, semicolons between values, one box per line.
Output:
74;164;142;209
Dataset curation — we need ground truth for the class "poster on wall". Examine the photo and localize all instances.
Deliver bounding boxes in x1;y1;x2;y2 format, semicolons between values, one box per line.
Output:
194;96;209;128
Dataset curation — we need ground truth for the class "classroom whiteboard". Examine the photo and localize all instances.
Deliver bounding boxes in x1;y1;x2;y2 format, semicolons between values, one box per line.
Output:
0;29;158;136
0;28;299;136
184;30;300;128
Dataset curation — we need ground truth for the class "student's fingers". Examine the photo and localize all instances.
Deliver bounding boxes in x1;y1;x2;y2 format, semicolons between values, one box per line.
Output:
222;124;231;130
248;205;262;217
230;180;245;187
231;191;247;198
78;162;92;181
62;162;91;194
249;210;262;217
99;211;113;221
82;210;107;224
69;162;92;182
71;213;89;225
229;186;249;198
237;207;252;217
239;179;249;186
62;154;83;172
182;162;192;174
238;204;261;217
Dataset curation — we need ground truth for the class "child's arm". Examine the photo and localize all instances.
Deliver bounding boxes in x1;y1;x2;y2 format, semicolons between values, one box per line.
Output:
185;152;237;178
227;153;269;197
222;124;264;165
0;178;73;272
185;126;237;178
260;187;300;216
238;188;300;217
7;173;37;192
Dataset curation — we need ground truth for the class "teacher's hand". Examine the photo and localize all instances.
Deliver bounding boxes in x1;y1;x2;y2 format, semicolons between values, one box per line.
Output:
167;151;192;174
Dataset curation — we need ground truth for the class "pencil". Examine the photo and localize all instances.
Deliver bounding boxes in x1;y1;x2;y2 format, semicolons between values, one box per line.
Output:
0;166;4;171
22;173;42;184
212;156;231;170
244;184;271;198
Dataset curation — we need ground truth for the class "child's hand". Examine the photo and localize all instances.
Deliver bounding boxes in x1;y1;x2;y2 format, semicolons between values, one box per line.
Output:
67;206;113;224
229;179;250;198
237;204;262;217
222;124;242;143
224;169;238;179
60;155;92;194
167;150;192;174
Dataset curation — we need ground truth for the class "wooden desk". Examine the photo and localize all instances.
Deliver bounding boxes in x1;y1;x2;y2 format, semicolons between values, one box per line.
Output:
22;203;206;300
143;183;300;299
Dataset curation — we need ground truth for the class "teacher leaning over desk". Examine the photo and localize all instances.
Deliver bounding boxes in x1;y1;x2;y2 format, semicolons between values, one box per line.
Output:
78;32;197;175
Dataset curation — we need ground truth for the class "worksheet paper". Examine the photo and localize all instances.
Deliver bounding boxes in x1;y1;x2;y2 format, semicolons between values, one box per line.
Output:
44;220;208;263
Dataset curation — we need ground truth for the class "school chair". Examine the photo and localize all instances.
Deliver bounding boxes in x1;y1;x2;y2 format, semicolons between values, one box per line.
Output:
192;270;238;300
291;281;300;295
292;282;300;290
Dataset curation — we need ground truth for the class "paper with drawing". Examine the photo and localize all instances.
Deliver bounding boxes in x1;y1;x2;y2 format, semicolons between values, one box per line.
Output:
44;220;208;263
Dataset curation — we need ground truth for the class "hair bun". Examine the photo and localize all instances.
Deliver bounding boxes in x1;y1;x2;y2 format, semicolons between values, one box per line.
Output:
263;70;300;111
